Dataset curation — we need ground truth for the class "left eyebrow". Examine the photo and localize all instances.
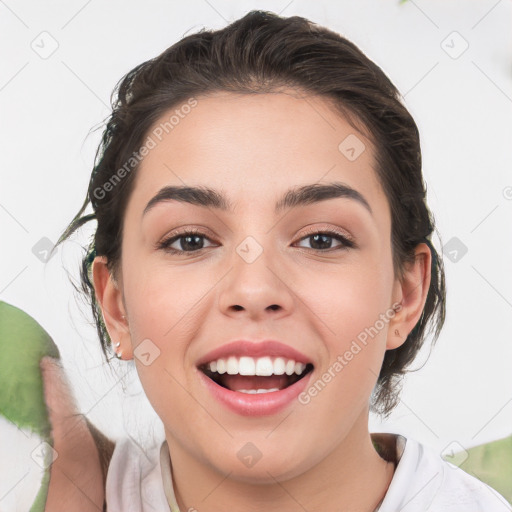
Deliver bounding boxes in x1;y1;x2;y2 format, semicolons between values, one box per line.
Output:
142;181;372;217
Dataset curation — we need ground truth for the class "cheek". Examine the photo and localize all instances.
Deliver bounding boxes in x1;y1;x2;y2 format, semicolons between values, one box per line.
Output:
304;250;394;404
122;251;209;342
309;252;395;337
299;267;393;430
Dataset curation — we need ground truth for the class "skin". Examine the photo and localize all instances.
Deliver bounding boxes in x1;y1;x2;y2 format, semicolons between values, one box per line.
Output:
93;89;431;511
41;356;106;511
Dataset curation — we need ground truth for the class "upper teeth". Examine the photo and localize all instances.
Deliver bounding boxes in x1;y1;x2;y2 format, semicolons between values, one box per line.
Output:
207;356;306;376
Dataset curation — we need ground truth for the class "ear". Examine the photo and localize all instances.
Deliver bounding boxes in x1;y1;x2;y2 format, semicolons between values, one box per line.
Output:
387;243;432;350
91;256;133;360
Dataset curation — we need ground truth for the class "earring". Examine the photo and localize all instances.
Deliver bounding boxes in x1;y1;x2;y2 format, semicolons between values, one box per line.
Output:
394;329;400;337
114;342;122;359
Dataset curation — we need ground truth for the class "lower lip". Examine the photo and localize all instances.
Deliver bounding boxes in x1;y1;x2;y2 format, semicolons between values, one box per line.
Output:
197;369;313;417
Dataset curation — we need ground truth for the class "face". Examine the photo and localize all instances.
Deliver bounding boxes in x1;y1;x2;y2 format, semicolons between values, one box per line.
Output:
96;90;420;483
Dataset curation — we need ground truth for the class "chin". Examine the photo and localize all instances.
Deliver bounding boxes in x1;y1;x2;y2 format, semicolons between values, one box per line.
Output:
203;441;314;485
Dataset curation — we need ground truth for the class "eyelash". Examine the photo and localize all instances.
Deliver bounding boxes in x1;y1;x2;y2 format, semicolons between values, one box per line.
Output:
156;227;355;255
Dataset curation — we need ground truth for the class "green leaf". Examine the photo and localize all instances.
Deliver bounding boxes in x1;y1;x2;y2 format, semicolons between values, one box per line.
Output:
0;301;60;438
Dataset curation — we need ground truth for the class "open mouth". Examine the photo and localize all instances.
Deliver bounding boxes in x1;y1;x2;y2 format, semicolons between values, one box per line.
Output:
199;356;314;394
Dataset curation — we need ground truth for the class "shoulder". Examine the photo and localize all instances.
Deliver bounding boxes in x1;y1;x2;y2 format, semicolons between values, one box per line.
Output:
106;436;170;512
376;434;511;512
431;446;510;511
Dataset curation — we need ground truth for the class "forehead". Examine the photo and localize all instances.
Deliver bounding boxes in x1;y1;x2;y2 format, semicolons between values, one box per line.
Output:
127;90;387;217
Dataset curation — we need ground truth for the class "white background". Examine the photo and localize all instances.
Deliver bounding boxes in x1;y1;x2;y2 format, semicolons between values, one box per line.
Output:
1;0;511;462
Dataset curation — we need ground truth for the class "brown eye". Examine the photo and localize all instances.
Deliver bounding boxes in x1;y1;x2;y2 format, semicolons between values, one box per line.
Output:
295;230;355;252
157;230;216;254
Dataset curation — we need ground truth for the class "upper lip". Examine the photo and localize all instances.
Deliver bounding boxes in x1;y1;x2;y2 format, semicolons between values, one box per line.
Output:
196;340;313;367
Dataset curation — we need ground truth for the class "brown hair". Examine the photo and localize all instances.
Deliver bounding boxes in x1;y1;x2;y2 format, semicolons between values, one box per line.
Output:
56;10;446;416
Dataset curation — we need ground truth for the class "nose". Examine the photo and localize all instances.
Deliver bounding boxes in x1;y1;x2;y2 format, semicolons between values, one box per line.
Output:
218;239;295;321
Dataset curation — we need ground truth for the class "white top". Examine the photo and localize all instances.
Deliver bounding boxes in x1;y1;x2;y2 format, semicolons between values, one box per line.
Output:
105;433;512;512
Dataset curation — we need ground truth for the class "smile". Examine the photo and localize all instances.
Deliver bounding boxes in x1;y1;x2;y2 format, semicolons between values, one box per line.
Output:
196;340;315;416
200;356;313;394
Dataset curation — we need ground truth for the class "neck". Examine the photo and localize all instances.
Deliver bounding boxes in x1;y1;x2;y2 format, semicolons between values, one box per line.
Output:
166;410;395;512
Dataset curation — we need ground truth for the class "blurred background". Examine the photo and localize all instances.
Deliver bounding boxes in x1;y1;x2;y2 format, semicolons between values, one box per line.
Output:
1;0;511;480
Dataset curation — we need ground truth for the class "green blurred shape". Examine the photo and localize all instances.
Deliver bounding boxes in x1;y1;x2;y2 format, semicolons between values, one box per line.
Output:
449;435;512;504
0;300;61;511
0;300;59;438
30;470;51;512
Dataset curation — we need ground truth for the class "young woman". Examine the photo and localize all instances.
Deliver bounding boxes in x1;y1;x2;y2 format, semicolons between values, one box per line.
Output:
56;9;510;512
